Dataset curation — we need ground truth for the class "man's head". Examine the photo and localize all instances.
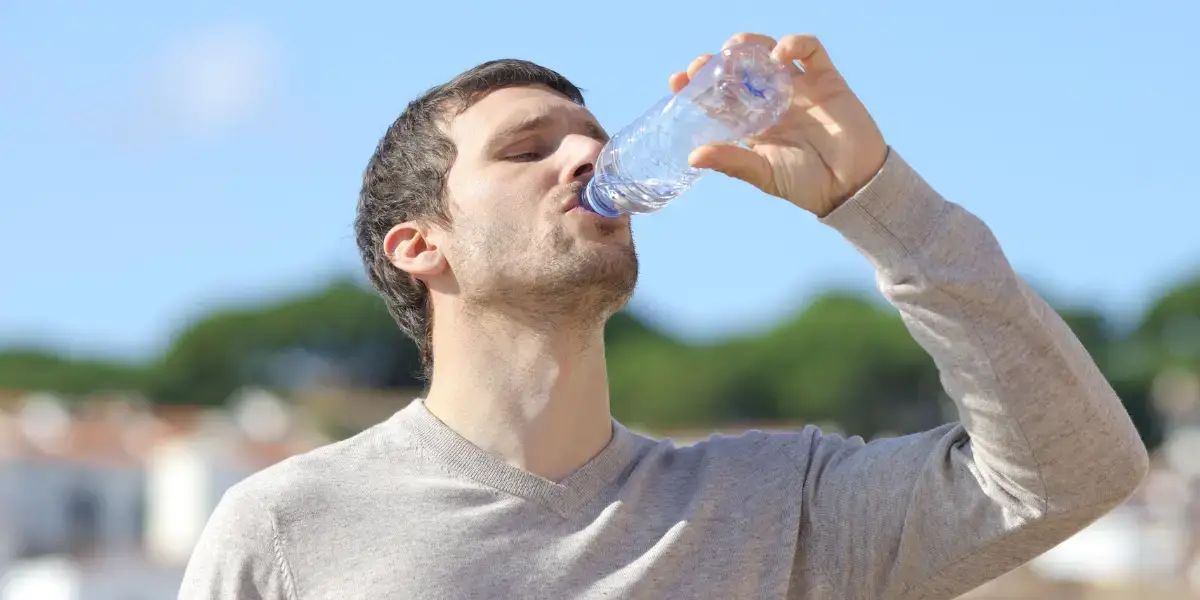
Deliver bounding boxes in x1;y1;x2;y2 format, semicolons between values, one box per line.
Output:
355;59;637;377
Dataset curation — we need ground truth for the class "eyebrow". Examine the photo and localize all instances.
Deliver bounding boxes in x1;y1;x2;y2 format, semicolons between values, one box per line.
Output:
483;113;608;153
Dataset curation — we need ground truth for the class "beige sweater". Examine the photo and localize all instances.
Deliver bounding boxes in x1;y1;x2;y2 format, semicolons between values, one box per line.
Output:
178;149;1148;600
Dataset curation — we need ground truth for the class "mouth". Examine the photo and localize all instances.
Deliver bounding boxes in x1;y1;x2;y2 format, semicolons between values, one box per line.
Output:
560;183;586;213
559;181;629;227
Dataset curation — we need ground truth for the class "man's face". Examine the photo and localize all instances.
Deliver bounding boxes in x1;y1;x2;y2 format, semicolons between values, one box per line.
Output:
437;85;637;321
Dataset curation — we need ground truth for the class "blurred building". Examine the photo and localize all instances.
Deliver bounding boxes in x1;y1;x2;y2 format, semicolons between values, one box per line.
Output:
0;388;331;600
0;393;148;566
0;371;1198;599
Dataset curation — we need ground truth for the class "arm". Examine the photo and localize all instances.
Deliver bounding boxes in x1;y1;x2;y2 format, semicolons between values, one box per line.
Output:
787;148;1148;599
178;484;296;600
671;32;1148;599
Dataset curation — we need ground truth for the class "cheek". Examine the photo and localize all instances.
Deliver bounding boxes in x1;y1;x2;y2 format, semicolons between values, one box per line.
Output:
453;172;532;219
471;178;554;229
445;201;534;264
449;173;501;217
445;165;561;253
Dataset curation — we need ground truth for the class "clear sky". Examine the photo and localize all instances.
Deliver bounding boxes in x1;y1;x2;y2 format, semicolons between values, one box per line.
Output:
2;0;1197;360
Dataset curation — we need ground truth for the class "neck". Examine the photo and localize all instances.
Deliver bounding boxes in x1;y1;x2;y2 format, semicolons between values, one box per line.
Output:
422;305;614;482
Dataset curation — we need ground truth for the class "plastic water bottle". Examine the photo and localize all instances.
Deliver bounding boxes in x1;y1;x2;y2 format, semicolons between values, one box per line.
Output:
582;43;793;218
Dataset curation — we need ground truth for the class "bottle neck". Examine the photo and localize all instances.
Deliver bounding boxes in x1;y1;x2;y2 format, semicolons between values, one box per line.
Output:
582;179;623;218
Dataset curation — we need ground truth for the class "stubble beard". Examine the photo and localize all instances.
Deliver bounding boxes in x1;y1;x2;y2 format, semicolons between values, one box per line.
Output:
468;223;638;331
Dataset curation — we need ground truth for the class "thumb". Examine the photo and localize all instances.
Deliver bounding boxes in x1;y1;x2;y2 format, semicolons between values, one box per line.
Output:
688;144;773;191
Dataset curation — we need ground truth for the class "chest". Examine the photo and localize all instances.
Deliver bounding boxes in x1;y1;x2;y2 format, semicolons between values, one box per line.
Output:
286;495;795;600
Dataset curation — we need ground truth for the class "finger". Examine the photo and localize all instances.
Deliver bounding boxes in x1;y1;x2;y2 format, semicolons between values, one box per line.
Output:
773;34;835;74
723;32;778;52
668;71;689;94
688;144;773;191
670;54;713;94
724;32;802;76
686;53;713;79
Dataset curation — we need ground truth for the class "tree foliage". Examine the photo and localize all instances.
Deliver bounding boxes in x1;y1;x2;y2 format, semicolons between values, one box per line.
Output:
3;273;1197;449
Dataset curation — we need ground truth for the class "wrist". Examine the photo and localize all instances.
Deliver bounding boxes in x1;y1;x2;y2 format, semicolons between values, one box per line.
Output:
823;144;890;217
819;148;947;271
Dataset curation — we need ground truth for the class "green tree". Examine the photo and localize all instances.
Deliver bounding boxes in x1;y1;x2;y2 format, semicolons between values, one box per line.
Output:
3;269;1194;456
0;348;147;395
604;311;721;428
1136;275;1200;372
606;292;943;437
747;292;940;435
147;279;422;405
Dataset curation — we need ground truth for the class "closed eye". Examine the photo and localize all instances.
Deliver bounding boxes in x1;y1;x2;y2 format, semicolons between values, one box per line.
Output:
505;152;543;162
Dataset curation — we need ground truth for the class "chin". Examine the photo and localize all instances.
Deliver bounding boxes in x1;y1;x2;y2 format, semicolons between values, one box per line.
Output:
489;253;636;326
580;228;636;264
585;230;633;256
565;210;632;242
594;213;632;234
591;247;639;301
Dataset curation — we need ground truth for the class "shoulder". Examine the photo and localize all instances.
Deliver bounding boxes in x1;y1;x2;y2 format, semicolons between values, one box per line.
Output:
615;427;829;542
624;425;825;497
181;427;400;600
225;415;410;519
665;425;823;471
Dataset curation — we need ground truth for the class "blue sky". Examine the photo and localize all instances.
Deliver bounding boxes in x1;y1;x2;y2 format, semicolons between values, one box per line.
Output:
2;0;1198;361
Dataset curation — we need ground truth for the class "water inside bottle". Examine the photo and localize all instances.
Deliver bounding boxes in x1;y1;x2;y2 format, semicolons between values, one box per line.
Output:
582;44;789;217
584;95;738;217
586;175;693;216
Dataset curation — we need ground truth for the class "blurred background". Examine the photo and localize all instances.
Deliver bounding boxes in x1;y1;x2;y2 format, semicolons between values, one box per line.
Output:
3;0;1199;598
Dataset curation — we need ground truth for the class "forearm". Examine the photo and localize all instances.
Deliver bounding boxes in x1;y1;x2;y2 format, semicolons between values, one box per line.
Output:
821;148;1147;510
792;149;1149;600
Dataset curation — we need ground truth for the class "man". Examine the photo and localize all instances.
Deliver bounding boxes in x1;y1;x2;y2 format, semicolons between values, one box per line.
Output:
180;33;1148;599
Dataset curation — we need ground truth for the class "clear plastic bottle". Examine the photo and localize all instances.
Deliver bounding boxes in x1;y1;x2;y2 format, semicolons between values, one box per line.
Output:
582;43;793;218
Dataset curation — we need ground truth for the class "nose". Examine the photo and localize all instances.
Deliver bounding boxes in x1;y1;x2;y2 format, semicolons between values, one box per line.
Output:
558;134;603;186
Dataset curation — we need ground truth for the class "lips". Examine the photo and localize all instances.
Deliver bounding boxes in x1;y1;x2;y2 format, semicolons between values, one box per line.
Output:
560;182;587;213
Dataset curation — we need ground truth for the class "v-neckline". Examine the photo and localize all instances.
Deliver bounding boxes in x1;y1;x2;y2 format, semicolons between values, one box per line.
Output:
391;399;641;518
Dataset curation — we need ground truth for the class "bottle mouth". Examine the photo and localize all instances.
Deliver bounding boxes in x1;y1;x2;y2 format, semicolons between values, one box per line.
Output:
581;179;623;218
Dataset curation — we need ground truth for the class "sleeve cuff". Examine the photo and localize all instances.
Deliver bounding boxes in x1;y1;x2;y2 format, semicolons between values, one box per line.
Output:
818;148;949;272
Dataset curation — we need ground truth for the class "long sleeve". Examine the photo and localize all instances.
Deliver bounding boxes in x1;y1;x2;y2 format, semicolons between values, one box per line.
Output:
788;149;1149;599
177;484;297;600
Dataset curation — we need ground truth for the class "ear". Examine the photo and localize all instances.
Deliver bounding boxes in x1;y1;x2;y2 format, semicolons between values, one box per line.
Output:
384;221;445;280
